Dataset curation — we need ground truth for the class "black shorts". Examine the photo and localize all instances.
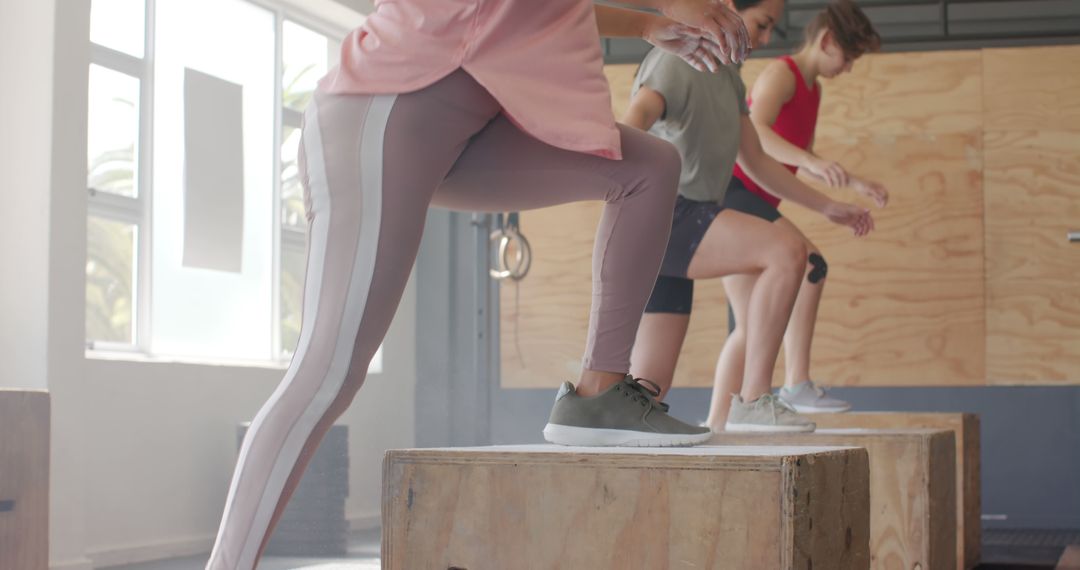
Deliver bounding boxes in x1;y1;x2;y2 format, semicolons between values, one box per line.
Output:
644;178;782;315
722;177;782;223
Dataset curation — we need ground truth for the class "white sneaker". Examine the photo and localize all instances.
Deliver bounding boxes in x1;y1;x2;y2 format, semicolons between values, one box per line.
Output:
778;380;851;414
725;394;816;433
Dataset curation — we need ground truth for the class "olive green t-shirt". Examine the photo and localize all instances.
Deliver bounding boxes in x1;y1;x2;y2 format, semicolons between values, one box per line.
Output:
632;48;749;203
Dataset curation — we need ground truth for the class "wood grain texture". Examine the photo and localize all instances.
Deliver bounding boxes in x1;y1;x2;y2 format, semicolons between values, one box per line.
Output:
604;64;637;120
985;130;1080;384
501;133;985;388
812;50;983;138
772;132;986;386
671;278;730;386
502;78;986;389
814;413;981;569
499;203;601;389
0;389;50;570
502;47;1080;388
715;429;957;570
383;445;869;570
984;46;1080;132
739;58;770;92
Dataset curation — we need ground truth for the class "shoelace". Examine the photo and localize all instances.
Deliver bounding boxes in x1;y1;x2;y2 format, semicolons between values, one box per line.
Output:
757;393;797;423
806;380;827;398
620;376;671;412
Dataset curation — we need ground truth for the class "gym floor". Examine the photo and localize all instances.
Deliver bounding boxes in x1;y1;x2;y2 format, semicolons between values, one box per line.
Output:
100;528;1080;570
102;529;380;570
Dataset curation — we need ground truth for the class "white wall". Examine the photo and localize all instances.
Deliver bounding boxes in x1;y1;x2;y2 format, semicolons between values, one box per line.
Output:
6;0;407;568
80;281;416;567
0;0;55;392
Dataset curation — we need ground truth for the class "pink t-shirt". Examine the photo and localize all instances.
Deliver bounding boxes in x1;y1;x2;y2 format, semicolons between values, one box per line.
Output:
319;0;622;159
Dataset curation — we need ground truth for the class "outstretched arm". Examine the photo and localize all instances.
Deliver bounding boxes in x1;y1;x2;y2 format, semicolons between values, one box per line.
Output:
737;116;874;236
749;61;851;187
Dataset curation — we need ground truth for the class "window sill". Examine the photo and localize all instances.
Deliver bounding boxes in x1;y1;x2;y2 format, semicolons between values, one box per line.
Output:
85;349;290;371
85;349;386;375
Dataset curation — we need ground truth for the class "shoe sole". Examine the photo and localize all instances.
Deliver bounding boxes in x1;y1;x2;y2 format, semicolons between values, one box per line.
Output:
789;403;852;414
542;423;712;447
724;422;816;433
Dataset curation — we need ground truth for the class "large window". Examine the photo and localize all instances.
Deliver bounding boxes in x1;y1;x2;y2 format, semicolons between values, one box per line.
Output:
87;0;348;363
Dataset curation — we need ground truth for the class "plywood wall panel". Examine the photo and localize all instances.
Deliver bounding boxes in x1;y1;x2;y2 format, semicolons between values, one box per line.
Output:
985;130;1080;384
768;133;985;386
499;203;601;389
983;46;1080;132
670;279;730;387
604;64;637;120
813;51;983;138
500;46;1080;388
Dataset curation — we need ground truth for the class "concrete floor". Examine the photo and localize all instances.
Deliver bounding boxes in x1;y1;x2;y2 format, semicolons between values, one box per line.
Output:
99;526;1080;569
102;528;380;570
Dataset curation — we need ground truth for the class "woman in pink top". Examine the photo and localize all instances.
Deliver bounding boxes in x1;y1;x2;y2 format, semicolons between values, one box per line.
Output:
207;2;751;568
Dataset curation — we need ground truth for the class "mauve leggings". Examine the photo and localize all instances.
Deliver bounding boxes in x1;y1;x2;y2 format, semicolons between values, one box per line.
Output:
205;69;680;569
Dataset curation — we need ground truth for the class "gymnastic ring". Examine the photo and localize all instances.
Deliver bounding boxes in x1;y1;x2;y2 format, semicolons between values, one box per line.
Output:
499;229;531;281
489;227;531;281
489;229;513;280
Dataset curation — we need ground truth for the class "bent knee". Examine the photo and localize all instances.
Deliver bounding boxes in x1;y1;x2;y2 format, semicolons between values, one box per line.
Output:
651;138;683;184
769;236;808;273
619;126;682;197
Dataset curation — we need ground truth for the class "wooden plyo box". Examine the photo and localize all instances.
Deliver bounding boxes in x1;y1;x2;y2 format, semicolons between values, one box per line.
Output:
0;389;50;570
717;429;956;570
383;445;870;570
813;413;981;569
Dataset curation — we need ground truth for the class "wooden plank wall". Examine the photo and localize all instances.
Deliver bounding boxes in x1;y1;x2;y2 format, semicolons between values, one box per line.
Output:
983;47;1080;384
500;46;1080;389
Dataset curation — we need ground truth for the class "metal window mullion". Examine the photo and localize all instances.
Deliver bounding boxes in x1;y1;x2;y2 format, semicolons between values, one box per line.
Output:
90;44;144;78
89;340;143;353
272;8;286;359
88;194;143;222
136;0;157;355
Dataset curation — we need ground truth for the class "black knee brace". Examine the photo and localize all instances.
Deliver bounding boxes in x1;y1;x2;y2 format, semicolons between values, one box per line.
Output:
808;253;828;284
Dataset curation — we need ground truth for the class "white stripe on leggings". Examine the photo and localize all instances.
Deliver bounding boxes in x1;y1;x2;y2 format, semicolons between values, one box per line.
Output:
229;94;396;569
203;97;337;568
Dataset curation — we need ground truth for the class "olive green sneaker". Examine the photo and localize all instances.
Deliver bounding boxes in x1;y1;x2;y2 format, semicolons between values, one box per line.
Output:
543;375;711;447
725;393;816;433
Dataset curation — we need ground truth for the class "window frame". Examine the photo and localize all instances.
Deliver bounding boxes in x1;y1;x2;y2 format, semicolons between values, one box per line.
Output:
86;0;350;363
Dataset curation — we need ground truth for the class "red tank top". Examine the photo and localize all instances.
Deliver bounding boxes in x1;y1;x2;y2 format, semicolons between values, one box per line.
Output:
732;56;820;208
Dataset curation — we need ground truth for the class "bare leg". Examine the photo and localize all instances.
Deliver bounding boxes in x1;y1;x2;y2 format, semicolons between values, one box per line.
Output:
685;210;806;403
774;217;825;389
630;312;691;399
705;273;755;431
